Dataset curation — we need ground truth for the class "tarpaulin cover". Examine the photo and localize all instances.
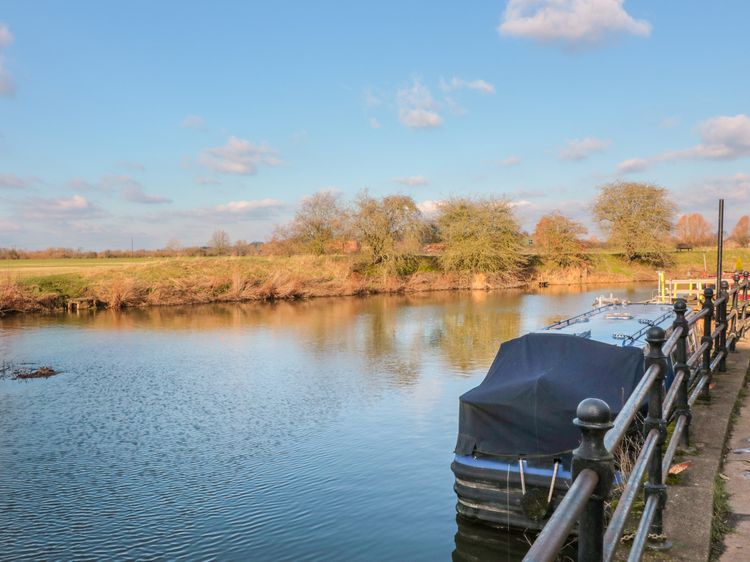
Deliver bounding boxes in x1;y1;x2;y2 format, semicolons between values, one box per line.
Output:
455;333;645;458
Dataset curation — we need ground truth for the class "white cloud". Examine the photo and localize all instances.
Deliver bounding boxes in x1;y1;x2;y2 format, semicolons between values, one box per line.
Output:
0;23;15;97
498;155;522;167
440;77;495;94
15;195;108;221
122;186;172;205
369;117;381;129
499;0;651;46
417;200;443;217
677;174;750;221
399;108;443;129
394;175;429;186
181;114;206;129
659;116;680;129
397;79;443;129
618;114;750;173
559;137;612;161
199;136;282;175
180;198;287;222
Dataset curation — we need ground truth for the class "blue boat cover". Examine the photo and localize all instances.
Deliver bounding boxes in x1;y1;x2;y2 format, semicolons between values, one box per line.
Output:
455;333;645;458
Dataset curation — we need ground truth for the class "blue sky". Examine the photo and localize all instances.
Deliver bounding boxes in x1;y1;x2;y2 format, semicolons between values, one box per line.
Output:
1;0;749;249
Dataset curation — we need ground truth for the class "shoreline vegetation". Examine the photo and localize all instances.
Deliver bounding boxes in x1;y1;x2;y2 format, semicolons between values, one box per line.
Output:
2;248;748;315
3;184;749;315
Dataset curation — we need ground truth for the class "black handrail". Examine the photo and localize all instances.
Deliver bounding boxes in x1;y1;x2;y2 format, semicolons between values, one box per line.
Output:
522;286;747;562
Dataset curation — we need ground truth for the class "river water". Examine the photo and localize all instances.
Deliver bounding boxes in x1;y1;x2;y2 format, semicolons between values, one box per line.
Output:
0;284;652;561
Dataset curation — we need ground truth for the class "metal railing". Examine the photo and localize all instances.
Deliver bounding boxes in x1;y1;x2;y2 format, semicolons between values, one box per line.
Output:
524;271;750;562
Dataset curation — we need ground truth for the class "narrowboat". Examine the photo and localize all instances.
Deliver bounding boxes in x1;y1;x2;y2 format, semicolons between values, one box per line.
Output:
451;302;683;530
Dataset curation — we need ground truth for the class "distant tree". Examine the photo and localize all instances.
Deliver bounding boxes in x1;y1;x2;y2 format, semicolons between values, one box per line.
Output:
593;182;676;264
209;230;231;256
351;191;424;268
532;212;588;267
730;216;750;248
165;238;182;256
287;191;348;255
436;197;524;275
675;213;712;246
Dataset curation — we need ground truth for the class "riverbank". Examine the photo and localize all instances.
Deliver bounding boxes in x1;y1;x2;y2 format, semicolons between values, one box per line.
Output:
1;248;749;313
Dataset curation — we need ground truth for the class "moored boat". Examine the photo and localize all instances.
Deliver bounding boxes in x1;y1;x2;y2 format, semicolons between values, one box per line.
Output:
452;302;682;530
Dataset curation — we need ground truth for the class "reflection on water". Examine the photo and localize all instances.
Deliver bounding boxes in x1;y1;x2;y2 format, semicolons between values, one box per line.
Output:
0;284;651;560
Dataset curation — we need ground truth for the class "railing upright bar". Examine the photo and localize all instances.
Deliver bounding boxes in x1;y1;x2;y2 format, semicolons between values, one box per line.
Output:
521;470;599;562
699;288;714;402
719;280;729;371
602;429;659;562
642;327;670;550
672;299;691;446
742;271;749;339
730;272;740;353
604;365;659;453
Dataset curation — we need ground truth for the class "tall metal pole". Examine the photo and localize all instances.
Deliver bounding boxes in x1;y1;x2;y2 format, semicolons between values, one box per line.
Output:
717;199;724;290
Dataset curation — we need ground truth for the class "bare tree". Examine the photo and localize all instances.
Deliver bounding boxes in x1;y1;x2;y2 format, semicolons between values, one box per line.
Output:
351;191;424;267
731;216;750;248
436;197;524;275
209;229;231;256
593;182;675;264
533;212;588;267
675;213;712;246
288;191;347;254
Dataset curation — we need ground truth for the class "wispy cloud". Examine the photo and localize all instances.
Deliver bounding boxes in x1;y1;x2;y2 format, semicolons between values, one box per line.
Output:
397;79;443;129
369;117;381;129
497;155;522;167
659;116;680;129
180;198;287;222
559;137;612;161
618;114;750;173
195;176;221;186
122;186;172;205
0;173;34;189
363;88;382;108
439;77;495;94
118;161;146;171
0;23;16;97
181;114;206;130
677;173;750;219
394;175;428;186
199;136;282;175
499;0;651;47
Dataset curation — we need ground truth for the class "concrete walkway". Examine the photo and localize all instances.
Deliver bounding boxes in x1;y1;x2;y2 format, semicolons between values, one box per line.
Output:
719;346;750;562
649;342;750;562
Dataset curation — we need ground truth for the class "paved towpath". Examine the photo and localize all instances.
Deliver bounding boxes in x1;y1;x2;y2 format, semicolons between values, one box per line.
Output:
719;349;750;561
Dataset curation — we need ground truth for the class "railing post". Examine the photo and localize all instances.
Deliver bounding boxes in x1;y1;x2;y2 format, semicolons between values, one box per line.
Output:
700;287;714;402
572;398;614;562
672;299;691;446
719;280;729;371
644;326;671;549
730;273;740;352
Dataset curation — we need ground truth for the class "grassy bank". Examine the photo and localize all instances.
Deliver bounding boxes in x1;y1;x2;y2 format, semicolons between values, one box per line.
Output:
1;248;749;314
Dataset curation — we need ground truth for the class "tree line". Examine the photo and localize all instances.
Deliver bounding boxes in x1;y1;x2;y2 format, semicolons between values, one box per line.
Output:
3;181;748;276
264;181;746;272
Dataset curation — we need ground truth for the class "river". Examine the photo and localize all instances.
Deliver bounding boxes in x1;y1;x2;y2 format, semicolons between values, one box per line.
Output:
0;284;653;561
